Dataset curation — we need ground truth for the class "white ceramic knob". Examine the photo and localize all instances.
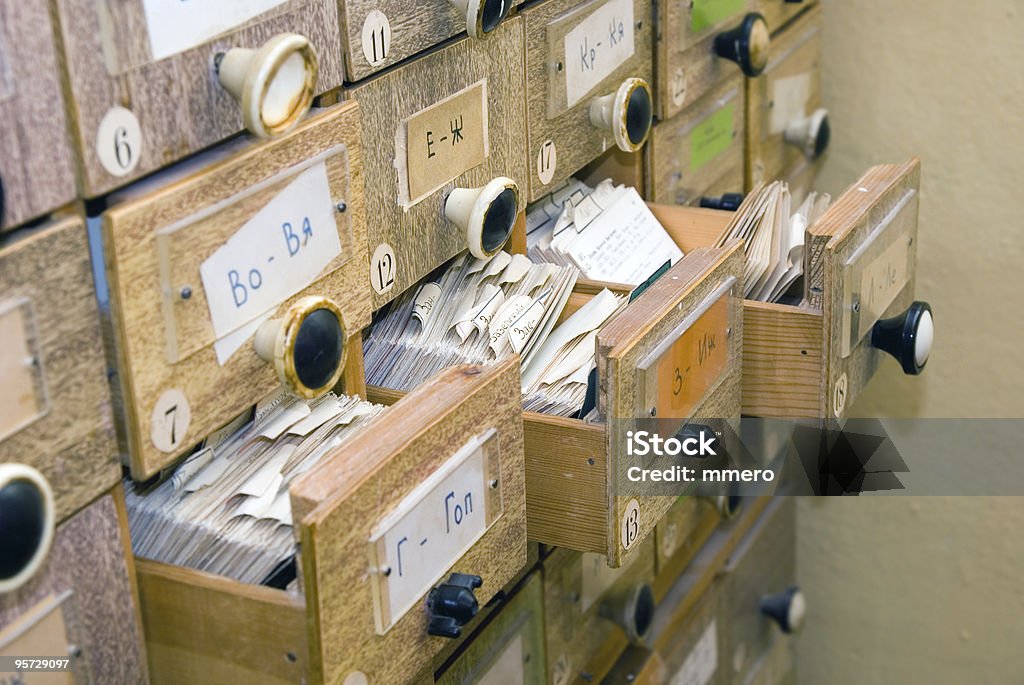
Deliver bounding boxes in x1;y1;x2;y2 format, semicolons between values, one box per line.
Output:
0;463;55;594
444;177;520;259
589;78;654;153
870;301;933;375
760;586;806;634
254;296;347;399
784;108;831;160
216;33;319;138
448;0;513;39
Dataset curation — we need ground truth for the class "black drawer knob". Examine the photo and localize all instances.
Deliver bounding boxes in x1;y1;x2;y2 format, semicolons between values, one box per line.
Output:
784;108;831;160
714;13;771;78
254;296;347;399
449;0;513;39
427;572;483;638
0;464;56;594
871;301;933;375
700;193;745;211
706;492;743;519
600;583;656;642
445;177;520;259
589;78;654;153
760;586;806;634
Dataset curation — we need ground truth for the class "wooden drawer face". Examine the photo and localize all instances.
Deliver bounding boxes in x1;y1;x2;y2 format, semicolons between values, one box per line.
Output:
101;103;370;478
53;0;345;197
754;0;816;36
746;6;823;189
0;3;77;231
337;0;526;81
544;541;656;685
0;216;119;523
523;0;655;201
657;585;724;685
436;572;545;685
646;73;745;205
345;18;527;309
0;491;147;684
742;634;795;685
655;0;759;121
653;497;721;592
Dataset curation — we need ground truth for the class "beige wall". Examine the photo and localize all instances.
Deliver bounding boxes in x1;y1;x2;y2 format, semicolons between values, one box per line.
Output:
797;0;1024;682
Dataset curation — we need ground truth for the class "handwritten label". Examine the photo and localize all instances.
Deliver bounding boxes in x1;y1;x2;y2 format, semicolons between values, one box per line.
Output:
691;0;745;33
669;620;718;685
369;431;501;634
689;103;735;172
96;107;142;177
361;10;392;67
141;0;288;61
855;235;911;342
413;283;442;326
770;73;811;135
563;0;635;107
478;634;525;685
0;300;45;442
0;594;73;685
199;161;340;347
404;81;489;204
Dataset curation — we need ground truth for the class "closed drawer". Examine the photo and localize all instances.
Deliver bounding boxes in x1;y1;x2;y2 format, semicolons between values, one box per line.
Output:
100;103;370;478
653;497;723;598
338;0;526;81
544;540;656;685
52;0;345;197
343;17;527;309
0;488;147;684
0;4;77;231
435;571;546;685
655;585;722;685
754;0;816;36
523;0;656;202
746;6;826;190
137;361;527;685
646;73;745;206
0;215;119;523
655;0;769;122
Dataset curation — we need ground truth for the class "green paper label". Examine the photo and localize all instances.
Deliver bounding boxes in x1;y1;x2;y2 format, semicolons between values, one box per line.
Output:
691;0;746;33
689;103;736;172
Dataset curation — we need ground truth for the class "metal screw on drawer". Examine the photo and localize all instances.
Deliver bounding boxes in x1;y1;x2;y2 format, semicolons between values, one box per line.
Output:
179;286;193;300
426;572;483;638
336;201;347;213
488;479;499;489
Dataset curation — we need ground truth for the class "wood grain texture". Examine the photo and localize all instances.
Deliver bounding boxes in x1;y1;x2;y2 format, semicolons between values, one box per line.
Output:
52;0;345;196
741;301;823;418
601;646;666;685
291;360;528;685
647;203;733;252
0;1;77;231
754;0;817;37
0;215;119;523
337;0;526;81
523;0;655;201
344;18;527;310
805;159;920;421
577;147;646;197
102;102;369;478
745;6;822;189
0;490;147;684
646;73;746;204
652;497;721;600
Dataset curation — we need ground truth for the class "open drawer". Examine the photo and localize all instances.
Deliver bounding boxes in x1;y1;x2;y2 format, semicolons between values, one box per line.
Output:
134;360;527;685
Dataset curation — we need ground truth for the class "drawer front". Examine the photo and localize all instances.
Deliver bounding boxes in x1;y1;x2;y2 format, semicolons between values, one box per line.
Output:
646;73;745;205
654;497;721;589
657;585;725;685
524;0;655;201
338;0;526;81
290;360;528;685
544;540;656;685
53;0;345;196
0;490;147;684
102;103;370;478
601;645;665;685
754;0;816;36
346;18;527;309
0;3;77;231
656;0;761;120
597;242;745;567
746;6;823;189
0;215;119;523
741;634;795;685
436;572;545;685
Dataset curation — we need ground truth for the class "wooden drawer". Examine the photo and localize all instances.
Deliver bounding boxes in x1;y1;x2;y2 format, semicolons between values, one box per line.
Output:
646;72;745;205
654;0;770;122
0;215;119;523
137;361;527;685
600;645;666;685
0;488;147;683
653;584;722;685
0;3;77;231
435;571;546;685
522;0;656;202
652;497;722;598
746;6;826;190
99;103;370;479
544;540;656;685
52;0;345;197
343;17;528;310
337;0;526;81
754;0;816;36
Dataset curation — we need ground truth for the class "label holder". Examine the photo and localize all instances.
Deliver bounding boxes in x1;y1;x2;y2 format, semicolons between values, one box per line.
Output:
0;297;49;442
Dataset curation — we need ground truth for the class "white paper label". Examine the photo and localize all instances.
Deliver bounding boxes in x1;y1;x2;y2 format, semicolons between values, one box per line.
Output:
96;106;142;177
151;388;192;453
769;73;811;135
670;620;718;685
141;0;288;61
479;634;525;685
370;431;500;634
361;10;392;67
537;140;558;186
199;162;340;351
563;0;635;108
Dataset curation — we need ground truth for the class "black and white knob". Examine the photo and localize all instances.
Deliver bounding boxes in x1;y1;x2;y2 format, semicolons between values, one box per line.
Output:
254;296;347;399
760;586;806;634
714;13;771;78
784;108;831;160
600;583;656;642
445;177;520;259
448;0;513;39
0;464;55;594
871;301;933;375
589;78;654;153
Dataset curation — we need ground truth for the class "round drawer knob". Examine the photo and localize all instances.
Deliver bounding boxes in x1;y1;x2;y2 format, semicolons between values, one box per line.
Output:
600;582;656;642
871;301;933;375
589;78;654;153
426;572;483;638
448;0;513;39
216;33;319;138
710;493;743;519
714;13;771;78
254;296;347;399
760;586;806;634
0;464;56;594
784;108;831;160
445;177;520;259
